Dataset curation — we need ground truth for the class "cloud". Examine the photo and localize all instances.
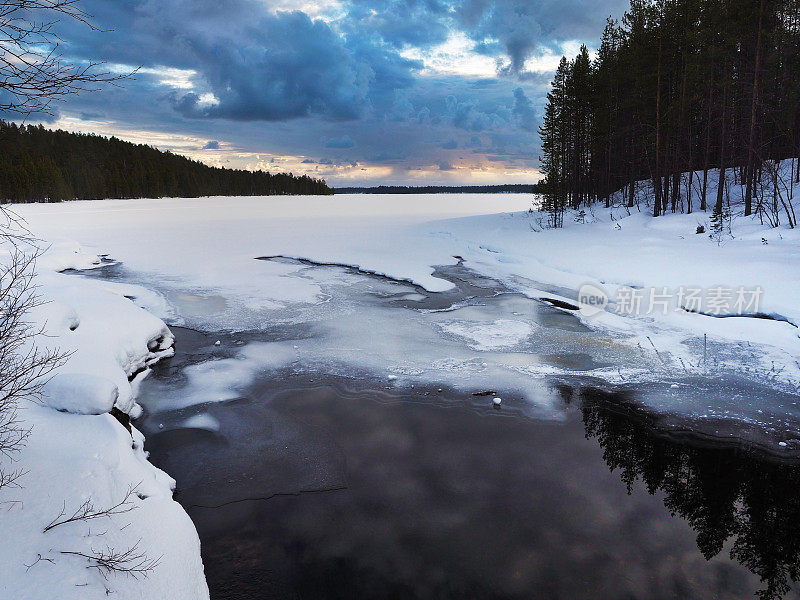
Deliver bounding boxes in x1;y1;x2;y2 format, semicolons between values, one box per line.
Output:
202;140;220;149
60;2;420;123
368;150;407;162
172;11;377;121
453;0;629;77
457;0;541;75
325;135;356;148
41;0;622;184
445;94;510;132
512;87;536;132
343;0;452;49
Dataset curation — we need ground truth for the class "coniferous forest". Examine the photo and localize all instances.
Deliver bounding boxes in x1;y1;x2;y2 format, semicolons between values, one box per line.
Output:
539;0;800;225
0;121;332;202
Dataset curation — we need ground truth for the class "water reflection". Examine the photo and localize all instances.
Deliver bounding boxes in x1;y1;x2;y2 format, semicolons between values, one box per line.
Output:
136;325;800;599
581;389;800;600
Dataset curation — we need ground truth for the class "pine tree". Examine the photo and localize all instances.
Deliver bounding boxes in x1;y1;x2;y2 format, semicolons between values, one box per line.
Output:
537;0;800;221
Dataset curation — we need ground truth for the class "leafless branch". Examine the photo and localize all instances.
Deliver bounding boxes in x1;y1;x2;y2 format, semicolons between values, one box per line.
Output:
44;484;140;532
0;0;135;117
61;541;161;580
0;208;70;494
24;552;54;571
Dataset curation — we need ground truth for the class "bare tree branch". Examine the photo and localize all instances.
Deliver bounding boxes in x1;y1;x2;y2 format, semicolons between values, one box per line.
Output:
0;0;135;117
0;208;70;494
44;484;140;533
61;541;162;580
24;552;54;571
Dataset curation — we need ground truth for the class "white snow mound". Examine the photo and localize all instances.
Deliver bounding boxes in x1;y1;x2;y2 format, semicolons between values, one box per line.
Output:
40;373;119;415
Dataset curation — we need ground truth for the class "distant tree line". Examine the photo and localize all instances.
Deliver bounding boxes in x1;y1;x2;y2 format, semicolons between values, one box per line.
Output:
335;184;544;194
539;0;800;226
0;121;332;202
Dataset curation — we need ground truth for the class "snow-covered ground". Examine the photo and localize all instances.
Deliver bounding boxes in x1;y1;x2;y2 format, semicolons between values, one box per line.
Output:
0;240;208;598
2;169;799;596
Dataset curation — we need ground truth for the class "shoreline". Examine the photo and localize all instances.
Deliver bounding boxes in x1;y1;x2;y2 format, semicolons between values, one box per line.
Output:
0;242;210;599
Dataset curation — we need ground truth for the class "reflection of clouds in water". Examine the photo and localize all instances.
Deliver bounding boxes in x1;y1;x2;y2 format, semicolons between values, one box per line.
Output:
173;384;762;599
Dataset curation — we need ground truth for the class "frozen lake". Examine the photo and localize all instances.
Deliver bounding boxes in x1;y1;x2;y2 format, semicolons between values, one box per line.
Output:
72;254;800;599
19;194;800;437
16;194;800;598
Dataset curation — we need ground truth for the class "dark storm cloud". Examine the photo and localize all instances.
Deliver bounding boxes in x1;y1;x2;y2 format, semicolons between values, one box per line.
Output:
60;1;420;122
44;0;627;183
453;0;629;76
339;0;630;78
172;11;417;122
61;0;627;124
344;0;453;49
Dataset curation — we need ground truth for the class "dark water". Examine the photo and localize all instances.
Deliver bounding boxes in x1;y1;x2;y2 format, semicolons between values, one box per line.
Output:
137;329;800;600
68;259;800;599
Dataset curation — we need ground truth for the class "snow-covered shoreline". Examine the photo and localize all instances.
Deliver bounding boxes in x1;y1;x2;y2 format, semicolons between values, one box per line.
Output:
0;241;209;599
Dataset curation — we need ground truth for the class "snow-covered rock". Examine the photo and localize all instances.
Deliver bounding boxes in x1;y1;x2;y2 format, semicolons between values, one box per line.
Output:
40;373;119;415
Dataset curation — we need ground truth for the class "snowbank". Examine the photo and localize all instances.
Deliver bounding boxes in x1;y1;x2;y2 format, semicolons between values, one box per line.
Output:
425;171;800;390
0;241;208;599
40;374;119;415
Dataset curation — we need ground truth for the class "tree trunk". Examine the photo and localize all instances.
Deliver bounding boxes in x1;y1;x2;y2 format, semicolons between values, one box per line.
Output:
671;171;680;212
653;176;662;217
654;23;663;217
686;167;694;214
744;0;766;217
716;63;729;216
628;179;635;208
701;79;714;211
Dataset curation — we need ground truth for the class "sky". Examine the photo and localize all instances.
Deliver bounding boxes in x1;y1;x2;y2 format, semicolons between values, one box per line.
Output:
23;0;629;186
